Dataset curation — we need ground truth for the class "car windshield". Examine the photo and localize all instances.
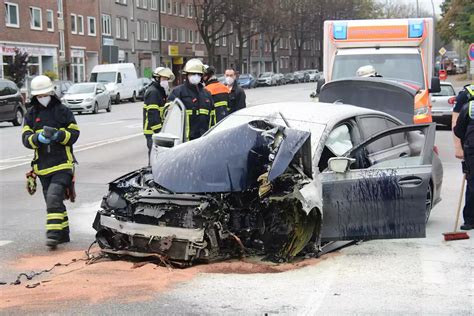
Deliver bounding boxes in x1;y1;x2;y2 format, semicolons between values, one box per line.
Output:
260;73;272;78
90;72;116;83
432;84;455;96
332;54;425;89
208;112;326;156
67;84;95;94
239;75;250;79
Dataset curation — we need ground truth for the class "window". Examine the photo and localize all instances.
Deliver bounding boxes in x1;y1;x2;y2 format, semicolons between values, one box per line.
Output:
280;39;283;49
46;9;54;31
195;30;199;44
143;0;148;9
5;2;19;27
187;4;194;17
151;0;158;10
161;0;166;13
168;0;172;14
143;22;148;40
77;15;84;35
215;37;219;47
173;1;178;15
161;26;167;41
29;7;42;30
151;23;158;40
136;21;141;40
28;56;40;76
167;27;172;42
115;17;121;38
116;0;127;3
102;14;111;35
59;31;65;57
222;35;226;47
57;0;63;18
179;3;184;16
88;17;96;36
180;28;185;43
71;14;77;34
188;30;193;43
122;18;128;39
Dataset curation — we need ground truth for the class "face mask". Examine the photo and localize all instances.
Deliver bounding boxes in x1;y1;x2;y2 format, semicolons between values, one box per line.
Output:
160;80;169;90
188;74;202;85
225;77;234;86
37;96;51;107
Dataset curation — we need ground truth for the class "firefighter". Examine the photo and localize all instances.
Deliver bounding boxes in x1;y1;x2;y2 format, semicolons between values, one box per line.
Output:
21;75;80;248
168;59;214;141
203;65;229;123
453;84;474;230
143;67;175;157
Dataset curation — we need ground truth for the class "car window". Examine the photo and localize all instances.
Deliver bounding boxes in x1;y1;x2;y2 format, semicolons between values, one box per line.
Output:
7;82;18;94
0;82;8;97
358;116;403;153
432;84;455;97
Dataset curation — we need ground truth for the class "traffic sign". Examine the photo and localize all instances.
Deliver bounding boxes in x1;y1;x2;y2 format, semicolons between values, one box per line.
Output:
439;47;447;56
469;43;474;61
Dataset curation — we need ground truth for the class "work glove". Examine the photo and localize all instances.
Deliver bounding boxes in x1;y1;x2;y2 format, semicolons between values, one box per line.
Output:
38;133;51;144
50;131;60;141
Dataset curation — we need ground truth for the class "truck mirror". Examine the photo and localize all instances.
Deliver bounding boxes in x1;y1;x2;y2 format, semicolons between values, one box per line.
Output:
316;78;325;94
429;77;441;94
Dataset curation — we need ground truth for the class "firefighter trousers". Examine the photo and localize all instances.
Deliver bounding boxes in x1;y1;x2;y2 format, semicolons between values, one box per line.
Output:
39;171;72;241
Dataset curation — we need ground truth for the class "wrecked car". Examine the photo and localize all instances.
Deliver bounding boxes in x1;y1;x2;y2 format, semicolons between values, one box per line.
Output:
93;94;443;266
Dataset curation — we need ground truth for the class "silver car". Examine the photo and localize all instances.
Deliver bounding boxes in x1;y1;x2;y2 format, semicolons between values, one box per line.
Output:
62;82;111;114
431;82;456;128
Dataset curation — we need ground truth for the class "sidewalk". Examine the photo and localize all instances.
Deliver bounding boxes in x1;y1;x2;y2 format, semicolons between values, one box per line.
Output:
447;74;472;90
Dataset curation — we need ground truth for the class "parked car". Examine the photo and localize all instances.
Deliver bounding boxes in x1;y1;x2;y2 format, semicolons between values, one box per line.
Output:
216;74;226;84
275;73;286;85
90;63;138;104
237;74;257;89
431;81;456;128
62;82;111;114
93;79;442;266
137;77;152;100
0;79;26;126
53;80;73;99
256;72;277;86
293;71;305;83
284;72;296;83
307;69;321;82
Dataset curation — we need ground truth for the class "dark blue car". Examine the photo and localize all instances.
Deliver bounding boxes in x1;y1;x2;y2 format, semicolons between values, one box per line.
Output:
237;74;257;89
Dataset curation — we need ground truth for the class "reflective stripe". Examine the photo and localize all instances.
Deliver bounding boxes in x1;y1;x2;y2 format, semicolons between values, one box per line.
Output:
35;129;44;134
199;109;209;115
60;130;71;145
185;110;192;141
68;123;80;131
214;101;228;108
466;86;474;97
34;162;74;176
150;123;162;131
28;134;38;149
62;221;69;228
47;213;65;220
63;211;68;217
469;101;474;119
145;104;160;110
65;146;73;163
46;224;63;231
22;125;33;133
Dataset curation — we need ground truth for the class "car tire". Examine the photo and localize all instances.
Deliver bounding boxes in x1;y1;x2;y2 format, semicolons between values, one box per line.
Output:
77;111;82;115
11;107;23;126
425;182;433;223
130;92;137;103
93;102;99;114
106;100;112;112
115;93;120;104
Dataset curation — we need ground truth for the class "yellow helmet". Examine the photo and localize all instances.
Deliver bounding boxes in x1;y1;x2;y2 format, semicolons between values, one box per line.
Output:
156;67;175;81
183;58;204;74
30;75;54;96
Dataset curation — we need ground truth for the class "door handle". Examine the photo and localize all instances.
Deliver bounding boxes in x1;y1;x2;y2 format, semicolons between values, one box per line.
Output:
398;176;423;187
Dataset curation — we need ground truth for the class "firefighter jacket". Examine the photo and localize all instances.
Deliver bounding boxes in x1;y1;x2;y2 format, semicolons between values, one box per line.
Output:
204;78;229;123
143;81;167;135
22;96;80;176
169;81;214;141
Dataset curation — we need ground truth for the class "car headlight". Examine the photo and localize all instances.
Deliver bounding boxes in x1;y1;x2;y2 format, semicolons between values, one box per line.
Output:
85;97;94;102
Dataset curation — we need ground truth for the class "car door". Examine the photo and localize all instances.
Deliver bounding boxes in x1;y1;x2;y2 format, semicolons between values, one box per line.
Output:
320;123;436;241
0;81;9;120
96;84;105;108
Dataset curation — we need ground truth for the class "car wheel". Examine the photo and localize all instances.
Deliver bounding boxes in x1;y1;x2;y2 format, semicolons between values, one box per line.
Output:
106;100;112;112
115;93;120;104
425;183;433;223
93;102;99;114
11;107;23;126
130;92;137;103
77;111;82;115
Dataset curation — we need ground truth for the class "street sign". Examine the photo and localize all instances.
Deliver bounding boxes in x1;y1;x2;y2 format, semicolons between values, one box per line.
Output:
439;47;446;56
469;43;474;61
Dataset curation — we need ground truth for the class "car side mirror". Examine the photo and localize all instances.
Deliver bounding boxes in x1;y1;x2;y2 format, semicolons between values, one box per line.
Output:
429;77;441;93
152;132;180;148
316;78;325;94
328;157;355;173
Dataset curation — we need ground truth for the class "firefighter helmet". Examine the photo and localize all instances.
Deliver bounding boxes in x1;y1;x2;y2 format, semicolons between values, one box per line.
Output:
183;58;204;74
30;75;54;96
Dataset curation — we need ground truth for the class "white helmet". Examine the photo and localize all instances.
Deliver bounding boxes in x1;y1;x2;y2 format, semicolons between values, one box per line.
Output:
153;67;175;81
356;65;376;77
183;58;204;74
31;75;54;96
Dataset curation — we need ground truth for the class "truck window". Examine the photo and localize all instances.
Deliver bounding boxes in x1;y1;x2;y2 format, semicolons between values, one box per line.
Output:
332;54;425;89
90;72;117;83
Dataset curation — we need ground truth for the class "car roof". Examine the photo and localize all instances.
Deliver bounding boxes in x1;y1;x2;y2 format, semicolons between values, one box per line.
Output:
235;102;386;125
440;82;453;87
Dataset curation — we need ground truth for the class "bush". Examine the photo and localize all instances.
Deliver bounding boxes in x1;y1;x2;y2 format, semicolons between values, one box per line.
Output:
43;71;59;81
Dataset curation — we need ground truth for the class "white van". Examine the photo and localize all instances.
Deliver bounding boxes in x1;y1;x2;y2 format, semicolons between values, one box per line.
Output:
90;63;139;104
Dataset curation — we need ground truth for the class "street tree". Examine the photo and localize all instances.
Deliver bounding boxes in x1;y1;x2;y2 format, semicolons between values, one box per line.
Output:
9;48;29;88
438;0;474;44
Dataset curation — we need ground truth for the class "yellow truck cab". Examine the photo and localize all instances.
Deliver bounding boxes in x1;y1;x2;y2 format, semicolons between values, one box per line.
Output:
322;18;441;124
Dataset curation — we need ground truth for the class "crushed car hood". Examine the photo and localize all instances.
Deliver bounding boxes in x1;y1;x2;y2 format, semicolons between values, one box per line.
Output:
152;120;312;193
319;78;418;124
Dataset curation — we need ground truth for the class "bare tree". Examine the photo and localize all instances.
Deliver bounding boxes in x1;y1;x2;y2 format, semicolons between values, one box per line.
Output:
193;0;230;65
376;0;431;18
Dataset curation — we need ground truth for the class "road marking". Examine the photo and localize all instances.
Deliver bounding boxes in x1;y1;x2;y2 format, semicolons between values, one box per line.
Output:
0;240;13;247
0;133;142;171
99;120;125;126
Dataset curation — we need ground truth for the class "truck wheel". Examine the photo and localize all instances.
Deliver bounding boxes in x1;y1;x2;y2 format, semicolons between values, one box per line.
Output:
106;100;112;112
115;94;120;104
11;107;23;126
